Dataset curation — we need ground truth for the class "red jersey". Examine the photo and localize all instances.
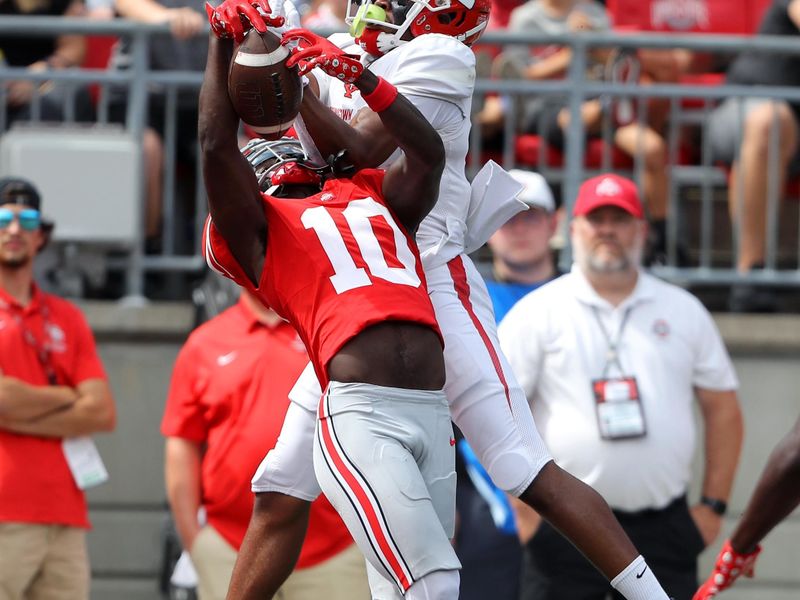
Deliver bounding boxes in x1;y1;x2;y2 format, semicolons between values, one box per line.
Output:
204;169;442;387
0;285;107;528
161;299;353;567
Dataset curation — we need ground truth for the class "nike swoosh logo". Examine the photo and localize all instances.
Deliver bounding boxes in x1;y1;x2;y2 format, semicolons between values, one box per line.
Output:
636;566;647;579
216;351;237;366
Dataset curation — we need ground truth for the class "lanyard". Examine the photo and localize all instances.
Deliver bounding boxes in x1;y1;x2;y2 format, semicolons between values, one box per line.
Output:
0;297;58;385
591;305;633;378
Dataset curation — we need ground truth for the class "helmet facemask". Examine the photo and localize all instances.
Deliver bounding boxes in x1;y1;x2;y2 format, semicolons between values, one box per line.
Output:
347;0;425;47
346;0;490;52
241;138;321;195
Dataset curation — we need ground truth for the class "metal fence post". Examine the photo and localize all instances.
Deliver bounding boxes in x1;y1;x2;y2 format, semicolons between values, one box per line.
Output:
121;28;149;305
560;36;588;270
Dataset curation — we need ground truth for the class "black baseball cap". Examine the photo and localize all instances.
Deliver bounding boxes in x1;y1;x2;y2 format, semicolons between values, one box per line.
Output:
0;177;42;211
0;177;54;240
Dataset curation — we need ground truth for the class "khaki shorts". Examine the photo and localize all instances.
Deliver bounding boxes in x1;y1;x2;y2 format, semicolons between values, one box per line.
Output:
0;522;89;600
190;524;370;600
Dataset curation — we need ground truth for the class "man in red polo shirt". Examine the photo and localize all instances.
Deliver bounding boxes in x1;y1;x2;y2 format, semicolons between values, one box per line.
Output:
161;288;368;600
0;177;116;600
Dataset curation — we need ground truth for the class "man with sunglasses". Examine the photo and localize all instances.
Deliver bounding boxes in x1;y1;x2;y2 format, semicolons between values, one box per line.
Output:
0;177;116;600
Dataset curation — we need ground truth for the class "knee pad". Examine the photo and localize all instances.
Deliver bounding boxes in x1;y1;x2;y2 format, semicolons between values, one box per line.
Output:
405;569;460;600
367;562;404;600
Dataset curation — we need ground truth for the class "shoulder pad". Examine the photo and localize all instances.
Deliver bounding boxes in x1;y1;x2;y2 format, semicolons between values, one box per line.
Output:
386;34;475;101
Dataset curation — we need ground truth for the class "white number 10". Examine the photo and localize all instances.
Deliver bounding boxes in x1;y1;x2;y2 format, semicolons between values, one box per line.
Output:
301;198;421;294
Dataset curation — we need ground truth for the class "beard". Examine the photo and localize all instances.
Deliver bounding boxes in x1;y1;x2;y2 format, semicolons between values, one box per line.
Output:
574;237;642;274
0;252;32;270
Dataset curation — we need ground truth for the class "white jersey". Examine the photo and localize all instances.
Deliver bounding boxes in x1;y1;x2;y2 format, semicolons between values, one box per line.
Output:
255;32;550;524
297;33;476;269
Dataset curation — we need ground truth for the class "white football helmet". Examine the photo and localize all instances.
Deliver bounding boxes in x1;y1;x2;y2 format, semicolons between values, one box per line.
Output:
345;0;491;50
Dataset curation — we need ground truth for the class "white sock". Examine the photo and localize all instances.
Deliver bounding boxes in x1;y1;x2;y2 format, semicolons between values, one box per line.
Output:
610;555;670;600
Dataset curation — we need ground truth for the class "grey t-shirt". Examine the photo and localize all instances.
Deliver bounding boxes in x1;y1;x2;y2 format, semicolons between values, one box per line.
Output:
727;0;800;88
506;0;610;78
109;0;208;107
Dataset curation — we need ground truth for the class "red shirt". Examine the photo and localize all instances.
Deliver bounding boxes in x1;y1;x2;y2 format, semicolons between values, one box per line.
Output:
0;285;107;528
160;299;354;567
204;169;442;388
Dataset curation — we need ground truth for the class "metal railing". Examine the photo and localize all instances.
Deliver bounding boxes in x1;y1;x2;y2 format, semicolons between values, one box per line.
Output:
474;30;800;286
3;18;800;296
0;16;207;302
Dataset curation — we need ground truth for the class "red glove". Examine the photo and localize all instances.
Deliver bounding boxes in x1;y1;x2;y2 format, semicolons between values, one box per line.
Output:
205;0;284;43
693;540;762;600
282;28;364;83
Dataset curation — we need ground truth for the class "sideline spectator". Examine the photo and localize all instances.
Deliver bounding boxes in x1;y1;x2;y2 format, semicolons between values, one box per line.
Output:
707;0;800;312
499;174;744;600
110;0;207;250
482;0;688;262
0;177;116;599
0;0;93;126
161;288;369;600
694;415;800;599
485;169;561;321
301;0;346;29
455;169;560;600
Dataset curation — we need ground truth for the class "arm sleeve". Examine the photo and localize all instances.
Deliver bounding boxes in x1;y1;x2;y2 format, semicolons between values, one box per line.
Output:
161;340;207;442
690;299;739;391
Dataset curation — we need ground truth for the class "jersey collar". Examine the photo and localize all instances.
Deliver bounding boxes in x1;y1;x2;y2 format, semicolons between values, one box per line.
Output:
569;264;656;312
0;282;42;314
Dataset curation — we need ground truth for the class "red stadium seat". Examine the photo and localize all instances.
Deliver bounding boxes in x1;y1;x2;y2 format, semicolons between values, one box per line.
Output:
677;72;725;109
82;35;116;70
606;0;754;34
749;0;772;28
82;35;117;105
487;0;524;30
514;135;634;169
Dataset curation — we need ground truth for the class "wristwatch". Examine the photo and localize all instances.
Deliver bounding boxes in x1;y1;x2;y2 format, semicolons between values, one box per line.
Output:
700;495;728;516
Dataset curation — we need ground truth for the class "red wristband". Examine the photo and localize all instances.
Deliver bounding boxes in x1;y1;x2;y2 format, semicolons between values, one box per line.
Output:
362;77;398;113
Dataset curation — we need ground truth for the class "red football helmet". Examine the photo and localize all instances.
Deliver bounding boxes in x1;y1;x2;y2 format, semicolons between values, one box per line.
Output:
241;138;321;193
347;0;492;49
409;0;492;46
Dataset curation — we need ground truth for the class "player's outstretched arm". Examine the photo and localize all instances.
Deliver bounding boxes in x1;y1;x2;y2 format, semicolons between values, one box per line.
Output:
198;34;267;287
296;79;399;169
694;416;800;599
363;71;445;231
731;415;800;551
280;29;423;170
281;29;444;230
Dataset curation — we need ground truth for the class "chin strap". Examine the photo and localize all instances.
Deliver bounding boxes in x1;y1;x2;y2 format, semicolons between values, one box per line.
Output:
326;149;356;179
355;28;406;57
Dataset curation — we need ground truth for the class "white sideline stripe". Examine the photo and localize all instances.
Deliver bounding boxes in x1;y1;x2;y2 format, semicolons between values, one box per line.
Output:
204;219;236;281
247;119;296;134
234;46;289;67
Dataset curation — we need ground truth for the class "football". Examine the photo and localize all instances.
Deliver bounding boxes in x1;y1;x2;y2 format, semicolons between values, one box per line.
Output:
228;28;302;140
